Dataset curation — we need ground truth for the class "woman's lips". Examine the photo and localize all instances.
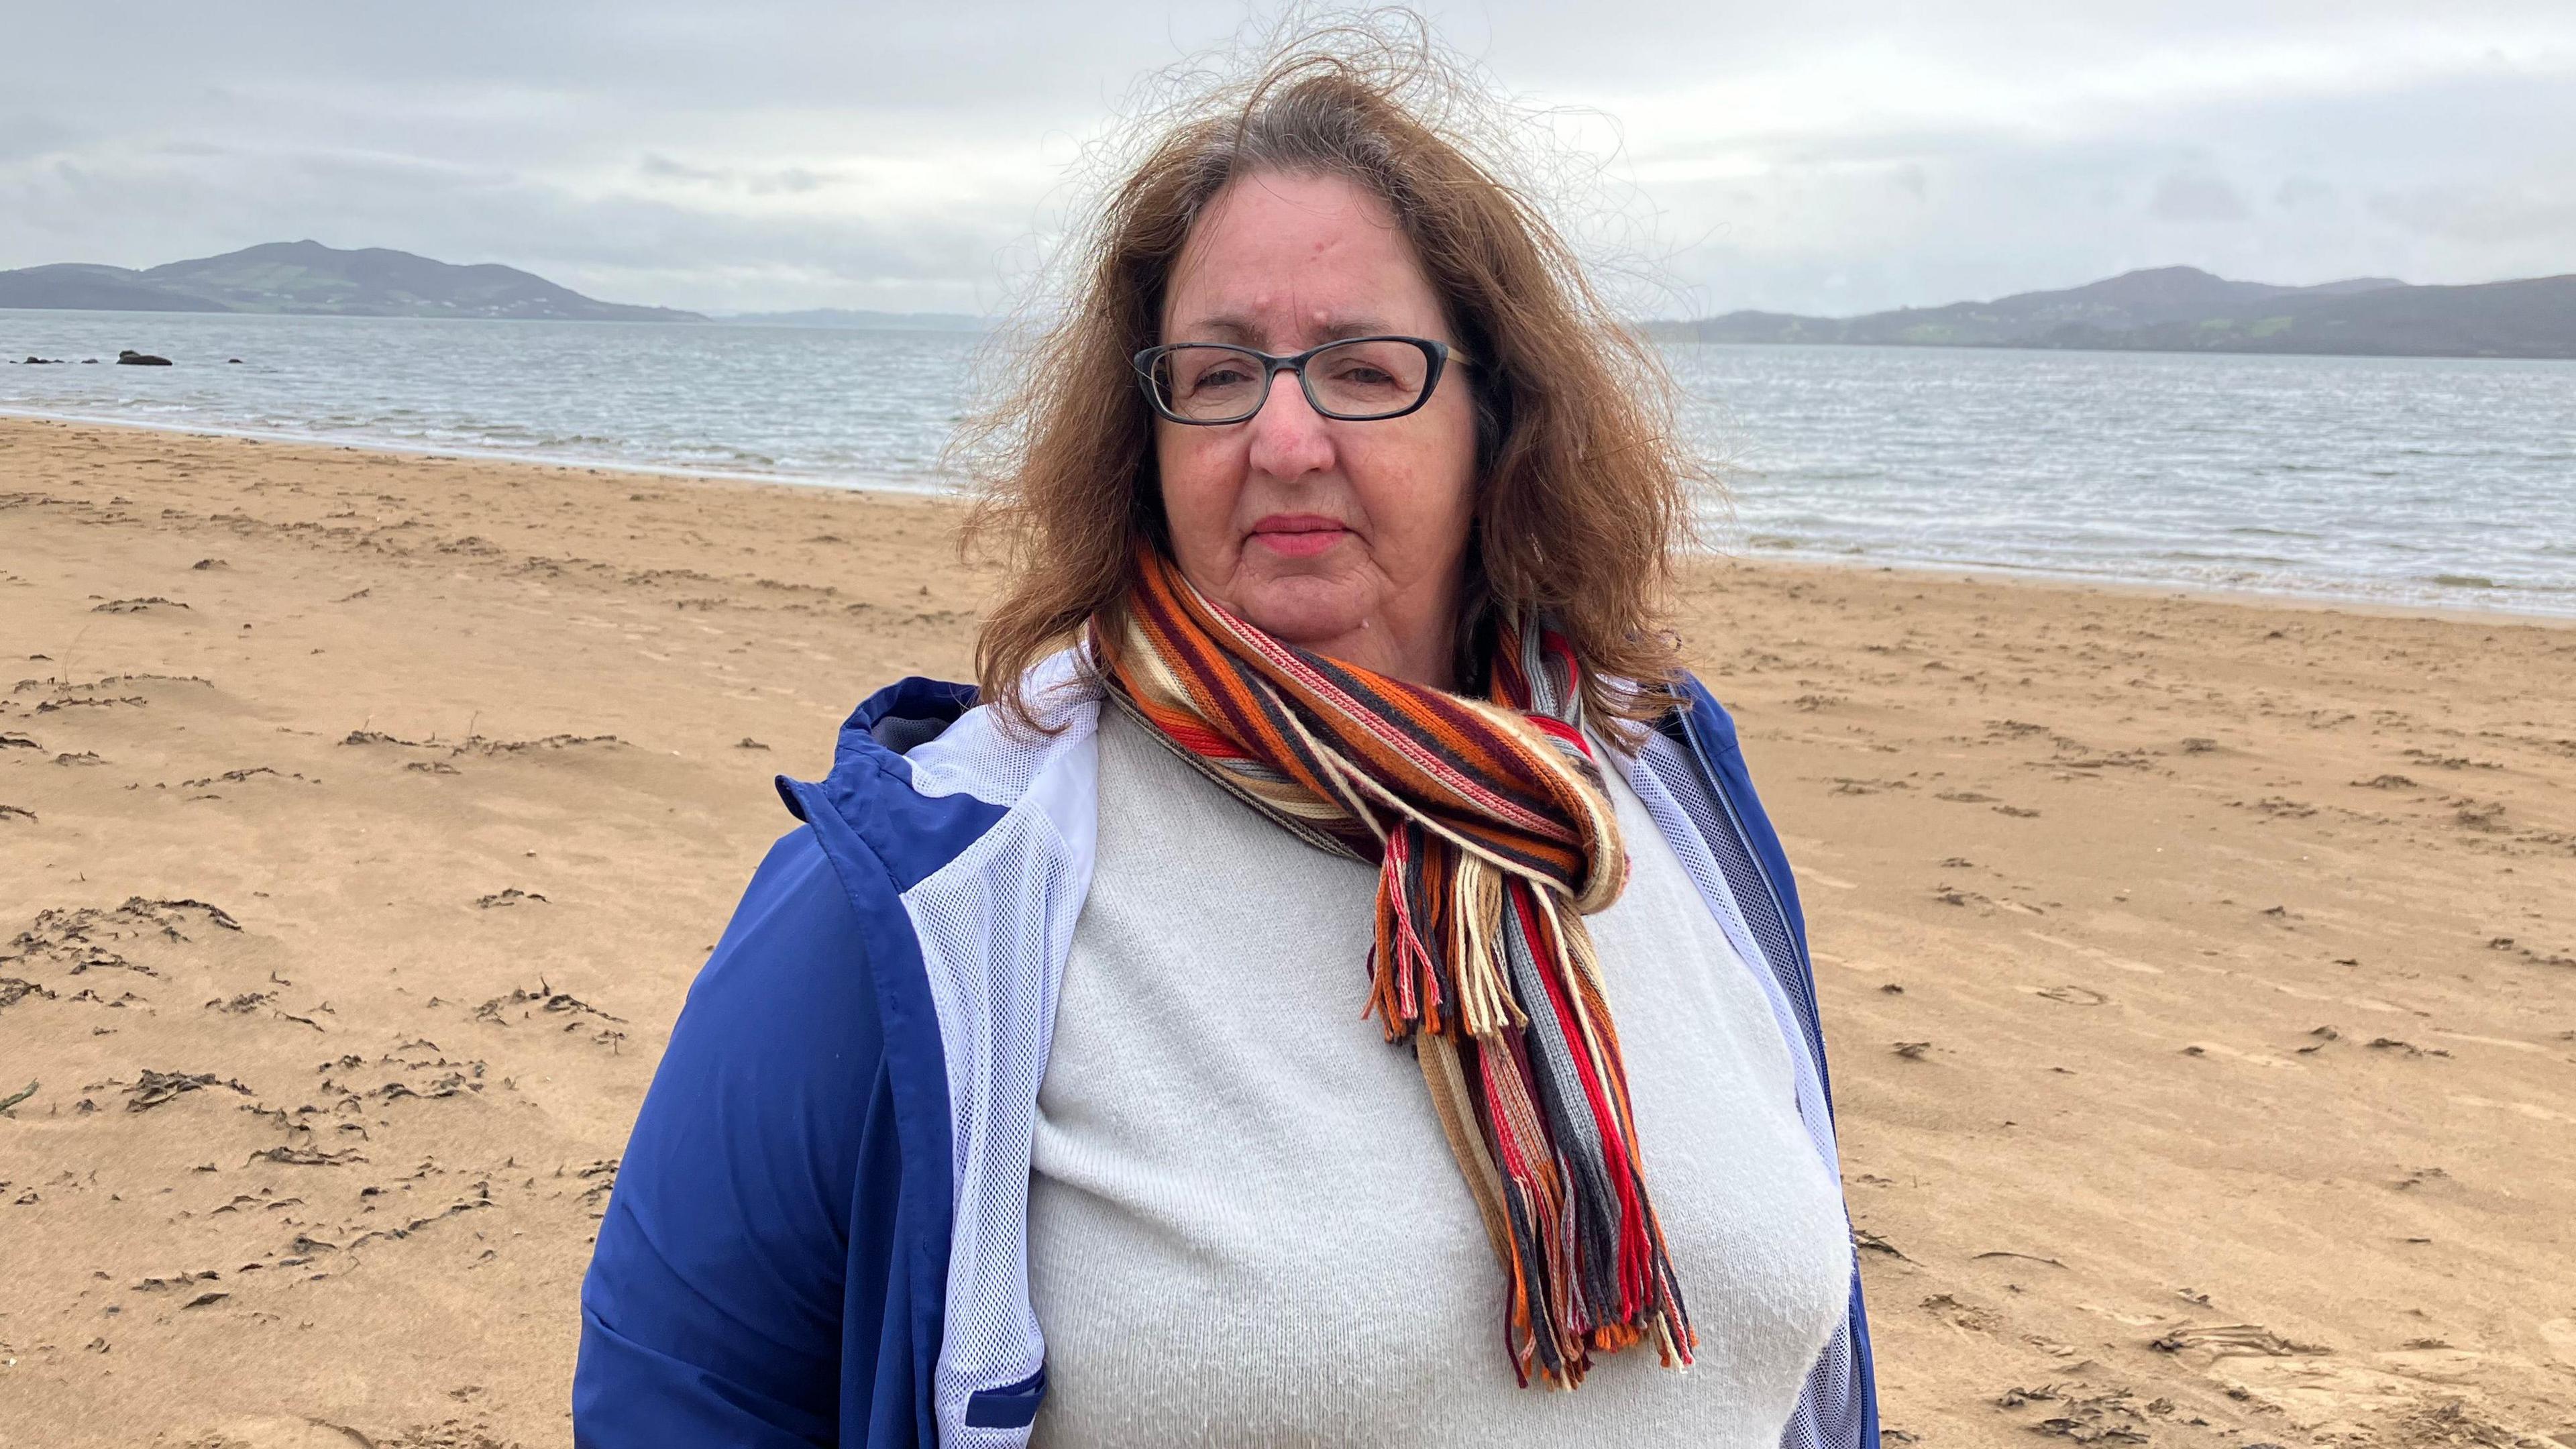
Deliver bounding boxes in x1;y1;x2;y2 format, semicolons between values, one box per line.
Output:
1247;515;1351;559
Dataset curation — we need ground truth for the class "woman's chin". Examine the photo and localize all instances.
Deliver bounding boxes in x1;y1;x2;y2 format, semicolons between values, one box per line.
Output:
1242;604;1366;651
1234;586;1373;657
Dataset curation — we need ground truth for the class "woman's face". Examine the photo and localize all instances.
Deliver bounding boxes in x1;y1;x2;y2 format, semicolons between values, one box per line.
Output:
1155;170;1479;689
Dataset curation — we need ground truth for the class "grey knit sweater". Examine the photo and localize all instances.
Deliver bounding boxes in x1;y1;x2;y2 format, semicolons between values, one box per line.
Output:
1024;708;1851;1448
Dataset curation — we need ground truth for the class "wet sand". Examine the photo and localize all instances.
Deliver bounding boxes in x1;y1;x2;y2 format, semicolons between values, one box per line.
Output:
3;415;2571;1448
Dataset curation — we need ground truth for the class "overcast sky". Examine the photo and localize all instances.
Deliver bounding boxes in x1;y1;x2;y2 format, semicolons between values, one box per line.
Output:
3;2;2571;318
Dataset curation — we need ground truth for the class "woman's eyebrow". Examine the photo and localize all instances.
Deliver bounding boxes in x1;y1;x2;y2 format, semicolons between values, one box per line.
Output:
1175;315;1395;345
1311;317;1393;342
1192;316;1261;343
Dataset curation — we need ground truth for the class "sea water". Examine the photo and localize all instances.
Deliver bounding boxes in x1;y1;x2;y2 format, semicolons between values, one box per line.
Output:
5;309;2571;617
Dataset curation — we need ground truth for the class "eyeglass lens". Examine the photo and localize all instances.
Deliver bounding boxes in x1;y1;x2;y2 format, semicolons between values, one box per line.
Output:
1155;339;1431;422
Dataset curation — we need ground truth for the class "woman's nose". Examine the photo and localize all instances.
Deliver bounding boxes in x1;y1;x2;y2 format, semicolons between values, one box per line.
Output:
1243;367;1337;480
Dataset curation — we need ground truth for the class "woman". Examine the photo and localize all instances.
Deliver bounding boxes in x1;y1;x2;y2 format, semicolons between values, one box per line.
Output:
576;36;1877;1449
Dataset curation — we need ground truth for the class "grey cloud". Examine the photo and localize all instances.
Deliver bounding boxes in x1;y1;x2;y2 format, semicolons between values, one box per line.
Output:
2365;180;2576;245
751;168;837;196
2274;176;2337;211
0;113;80;163
639;154;727;183
4;1;2575;314
2149;172;2251;223
639;154;847;195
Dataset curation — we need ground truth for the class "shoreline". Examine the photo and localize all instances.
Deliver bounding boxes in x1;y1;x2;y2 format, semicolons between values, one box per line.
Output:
0;403;957;498
3;415;2570;1446
12;307;2576;363
1738;546;2576;633
1657;336;2576;366
6;407;2566;630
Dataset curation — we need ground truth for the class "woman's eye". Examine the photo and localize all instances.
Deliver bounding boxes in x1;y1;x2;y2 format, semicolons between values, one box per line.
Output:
1188;365;1254;391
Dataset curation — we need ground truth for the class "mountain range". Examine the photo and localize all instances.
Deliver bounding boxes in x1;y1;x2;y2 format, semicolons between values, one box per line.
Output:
0;240;700;322
3;242;2569;357
1649;266;2576;359
0;241;996;331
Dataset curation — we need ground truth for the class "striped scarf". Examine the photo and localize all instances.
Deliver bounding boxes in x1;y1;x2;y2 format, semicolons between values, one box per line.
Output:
1091;547;1695;1387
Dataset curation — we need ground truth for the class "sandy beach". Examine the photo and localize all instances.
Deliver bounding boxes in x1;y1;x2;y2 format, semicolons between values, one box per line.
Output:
3;414;2571;1448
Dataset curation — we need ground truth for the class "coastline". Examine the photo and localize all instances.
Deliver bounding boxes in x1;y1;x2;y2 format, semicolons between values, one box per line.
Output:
1748;545;2576;633
7;407;2566;628
3;415;2572;1446
1658;336;2576;364
0;403;961;499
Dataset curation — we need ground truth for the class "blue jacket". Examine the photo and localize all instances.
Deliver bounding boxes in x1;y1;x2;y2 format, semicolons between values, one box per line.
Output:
574;653;1878;1448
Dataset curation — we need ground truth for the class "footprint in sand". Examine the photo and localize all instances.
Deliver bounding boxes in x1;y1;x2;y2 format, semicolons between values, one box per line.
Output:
2540;1318;2576;1368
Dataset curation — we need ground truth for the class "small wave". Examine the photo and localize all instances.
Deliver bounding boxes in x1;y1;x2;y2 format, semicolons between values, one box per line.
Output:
2155;551;2298;566
2430;574;2498;589
1772;468;1886;483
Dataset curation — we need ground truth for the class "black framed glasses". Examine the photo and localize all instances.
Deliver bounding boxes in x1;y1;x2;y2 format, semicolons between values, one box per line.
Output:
1132;335;1460;425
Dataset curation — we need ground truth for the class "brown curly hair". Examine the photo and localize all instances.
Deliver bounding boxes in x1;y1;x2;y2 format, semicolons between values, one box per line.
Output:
955;13;1707;733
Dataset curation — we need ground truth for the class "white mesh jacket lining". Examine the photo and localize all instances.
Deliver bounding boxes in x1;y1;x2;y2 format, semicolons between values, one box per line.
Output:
898;659;1100;1449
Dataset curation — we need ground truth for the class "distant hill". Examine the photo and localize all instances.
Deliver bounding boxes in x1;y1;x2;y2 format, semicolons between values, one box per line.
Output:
0;263;238;313
0;241;701;322
719;308;987;332
1651;266;2576;359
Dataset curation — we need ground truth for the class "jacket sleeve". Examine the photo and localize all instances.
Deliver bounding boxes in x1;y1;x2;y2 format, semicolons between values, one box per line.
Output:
575;828;888;1447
